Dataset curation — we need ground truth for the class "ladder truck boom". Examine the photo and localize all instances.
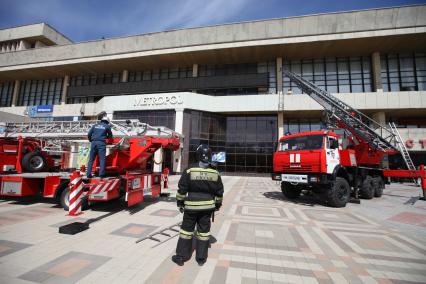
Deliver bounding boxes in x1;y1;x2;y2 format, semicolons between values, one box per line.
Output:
283;71;398;154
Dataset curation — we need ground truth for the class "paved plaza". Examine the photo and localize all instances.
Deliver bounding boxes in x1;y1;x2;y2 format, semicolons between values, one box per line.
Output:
0;176;425;283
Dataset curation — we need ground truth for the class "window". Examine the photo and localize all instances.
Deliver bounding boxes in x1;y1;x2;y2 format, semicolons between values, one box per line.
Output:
0;81;14;107
283;56;372;94
17;78;63;106
283;119;325;135
129;66;192;82
381;53;425;91
279;135;323;151
188;111;277;173
113;110;176;130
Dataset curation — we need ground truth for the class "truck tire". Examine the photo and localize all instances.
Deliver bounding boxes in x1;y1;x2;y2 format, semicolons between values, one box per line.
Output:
360;176;374;199
327;177;350;208
373;177;384;197
60;186;70;211
281;183;301;199
59;186;88;211
22;151;47;173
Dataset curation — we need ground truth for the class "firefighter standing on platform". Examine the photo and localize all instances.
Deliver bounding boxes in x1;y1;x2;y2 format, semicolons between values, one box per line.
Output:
172;144;224;266
87;115;113;178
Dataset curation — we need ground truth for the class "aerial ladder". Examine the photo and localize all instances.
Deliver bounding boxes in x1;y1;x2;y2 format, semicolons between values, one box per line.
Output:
283;70;415;169
275;70;425;202
0;119;182;211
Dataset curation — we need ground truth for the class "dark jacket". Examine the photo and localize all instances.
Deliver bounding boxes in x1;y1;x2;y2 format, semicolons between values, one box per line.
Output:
88;121;113;142
176;165;224;211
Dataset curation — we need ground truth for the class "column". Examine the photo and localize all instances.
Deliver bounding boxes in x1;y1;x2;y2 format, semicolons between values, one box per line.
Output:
173;109;184;173
192;64;198;77
276;57;283;94
61;75;69;105
372;52;383;92
278;112;284;140
11;80;20;107
121;70;128;82
372;111;386;126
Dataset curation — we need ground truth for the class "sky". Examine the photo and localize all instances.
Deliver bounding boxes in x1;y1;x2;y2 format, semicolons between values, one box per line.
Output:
0;0;425;42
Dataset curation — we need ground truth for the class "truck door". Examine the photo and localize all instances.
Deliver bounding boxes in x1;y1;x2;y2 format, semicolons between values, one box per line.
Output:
326;136;340;174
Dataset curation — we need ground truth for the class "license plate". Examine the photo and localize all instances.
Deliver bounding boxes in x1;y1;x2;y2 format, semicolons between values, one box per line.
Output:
281;174;308;183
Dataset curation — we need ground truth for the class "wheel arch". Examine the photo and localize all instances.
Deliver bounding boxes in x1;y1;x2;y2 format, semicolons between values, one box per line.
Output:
54;180;70;200
332;165;349;182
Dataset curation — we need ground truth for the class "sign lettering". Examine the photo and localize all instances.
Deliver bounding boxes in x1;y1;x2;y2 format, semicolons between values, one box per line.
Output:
405;139;426;149
133;95;183;107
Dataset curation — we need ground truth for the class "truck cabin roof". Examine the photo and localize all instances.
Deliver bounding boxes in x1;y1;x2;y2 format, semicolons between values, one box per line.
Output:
279;130;337;141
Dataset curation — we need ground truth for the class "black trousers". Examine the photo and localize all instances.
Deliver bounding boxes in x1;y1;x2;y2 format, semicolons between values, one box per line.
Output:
176;210;212;261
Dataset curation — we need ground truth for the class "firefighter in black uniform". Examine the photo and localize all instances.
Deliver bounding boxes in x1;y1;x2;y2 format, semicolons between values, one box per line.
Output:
172;144;224;266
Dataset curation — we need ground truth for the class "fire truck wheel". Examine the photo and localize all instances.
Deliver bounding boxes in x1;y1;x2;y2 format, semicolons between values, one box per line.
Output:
327;177;350;207
281;183;301;199
22;151;47;173
360;176;375;199
59;187;70;210
373;177;384;197
59;187;88;211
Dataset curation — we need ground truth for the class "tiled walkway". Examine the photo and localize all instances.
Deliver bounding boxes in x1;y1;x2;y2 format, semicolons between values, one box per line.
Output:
0;176;425;283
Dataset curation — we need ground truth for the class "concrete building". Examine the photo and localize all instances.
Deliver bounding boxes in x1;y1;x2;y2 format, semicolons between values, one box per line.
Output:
0;5;425;173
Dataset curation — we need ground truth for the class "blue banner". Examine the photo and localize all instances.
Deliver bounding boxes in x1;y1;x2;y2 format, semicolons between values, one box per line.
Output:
28;105;54;117
36;105;53;113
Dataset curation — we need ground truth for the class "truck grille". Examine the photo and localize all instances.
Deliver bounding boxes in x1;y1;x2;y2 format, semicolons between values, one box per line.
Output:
282;165;319;172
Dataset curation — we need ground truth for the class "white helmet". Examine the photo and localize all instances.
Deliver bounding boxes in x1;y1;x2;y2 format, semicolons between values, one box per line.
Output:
101;116;110;123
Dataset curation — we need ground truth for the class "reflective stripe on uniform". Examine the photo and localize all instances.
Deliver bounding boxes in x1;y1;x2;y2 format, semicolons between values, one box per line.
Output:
179;229;193;239
187;168;219;174
215;196;223;201
195;231;210;241
184;200;215;206
184;204;215;210
176;193;186;200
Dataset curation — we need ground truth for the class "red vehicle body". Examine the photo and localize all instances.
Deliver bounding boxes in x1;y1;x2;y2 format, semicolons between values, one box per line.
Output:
0;124;181;210
273;130;426;207
273;71;426;207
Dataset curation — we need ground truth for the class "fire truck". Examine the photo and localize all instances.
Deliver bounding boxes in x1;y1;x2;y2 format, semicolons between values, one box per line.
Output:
0;119;181;210
272;71;426;207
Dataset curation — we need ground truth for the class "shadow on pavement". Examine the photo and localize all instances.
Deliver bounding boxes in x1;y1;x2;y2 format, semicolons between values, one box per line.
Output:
262;191;322;207
0;196;61;208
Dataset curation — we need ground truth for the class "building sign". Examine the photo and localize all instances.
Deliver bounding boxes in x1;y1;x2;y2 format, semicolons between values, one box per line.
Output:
405;139;426;149
133;95;183;107
27;104;54;118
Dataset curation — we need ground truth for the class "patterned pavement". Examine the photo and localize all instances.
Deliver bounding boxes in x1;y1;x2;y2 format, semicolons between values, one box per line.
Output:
0;176;425;283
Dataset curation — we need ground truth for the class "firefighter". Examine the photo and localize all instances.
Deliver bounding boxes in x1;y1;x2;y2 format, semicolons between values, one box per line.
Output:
172;144;224;266
87;116;113;178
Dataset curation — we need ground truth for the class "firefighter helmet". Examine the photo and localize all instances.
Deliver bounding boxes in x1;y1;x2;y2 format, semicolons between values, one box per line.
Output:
101;116;110;123
196;144;212;163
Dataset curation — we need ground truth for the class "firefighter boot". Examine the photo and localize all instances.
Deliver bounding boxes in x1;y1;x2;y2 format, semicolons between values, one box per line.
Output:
171;255;184;266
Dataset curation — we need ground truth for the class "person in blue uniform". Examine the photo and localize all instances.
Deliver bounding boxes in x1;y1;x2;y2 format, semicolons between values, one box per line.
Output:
87;116;113;178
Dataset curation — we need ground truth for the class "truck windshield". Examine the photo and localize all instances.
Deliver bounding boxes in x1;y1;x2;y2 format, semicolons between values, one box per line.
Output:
278;135;324;151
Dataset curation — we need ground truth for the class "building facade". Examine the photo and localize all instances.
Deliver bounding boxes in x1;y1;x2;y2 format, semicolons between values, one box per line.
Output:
0;5;426;173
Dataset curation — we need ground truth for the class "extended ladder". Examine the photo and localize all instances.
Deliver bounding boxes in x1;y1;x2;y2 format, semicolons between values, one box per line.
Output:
389;122;416;170
0;119;180;139
283;70;398;153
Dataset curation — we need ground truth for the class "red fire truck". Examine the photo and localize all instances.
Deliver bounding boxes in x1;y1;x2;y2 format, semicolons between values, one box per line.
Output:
0;119;181;210
272;71;426;207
